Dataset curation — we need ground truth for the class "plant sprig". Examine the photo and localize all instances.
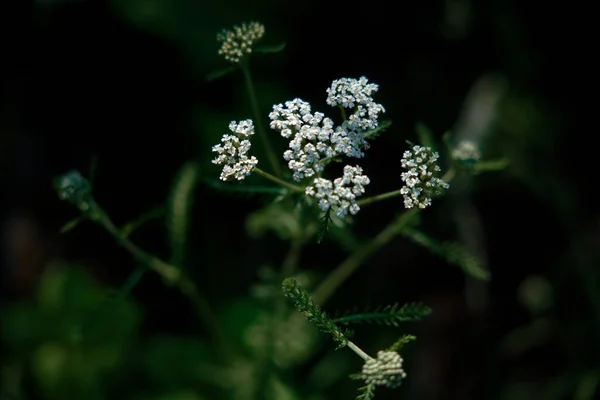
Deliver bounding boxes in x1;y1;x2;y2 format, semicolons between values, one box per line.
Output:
333;302;432;327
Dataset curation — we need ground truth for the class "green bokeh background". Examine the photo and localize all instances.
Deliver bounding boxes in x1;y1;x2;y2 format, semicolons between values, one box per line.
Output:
0;1;596;399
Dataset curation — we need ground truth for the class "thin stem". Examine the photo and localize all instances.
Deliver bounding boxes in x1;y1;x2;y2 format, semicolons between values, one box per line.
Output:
240;61;282;177
356;190;402;207
86;202;232;361
312;168;456;306
254;167;304;192
312;209;419;306
347;340;372;361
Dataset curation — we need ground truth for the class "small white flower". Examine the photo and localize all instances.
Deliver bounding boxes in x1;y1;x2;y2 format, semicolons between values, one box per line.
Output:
212;119;258;181
305;165;370;217
359;350;407;389
217;21;265;63
400;145;449;209
452;140;481;167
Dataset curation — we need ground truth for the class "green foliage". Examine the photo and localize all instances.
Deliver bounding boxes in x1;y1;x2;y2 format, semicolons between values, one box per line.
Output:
400;226;491;281
363;120;392;141
204;178;287;200
333;303;432;327
316;208;333;244
387;334;417;352
282;279;350;350
254;42;286;53
355;383;376;400
167;161;201;268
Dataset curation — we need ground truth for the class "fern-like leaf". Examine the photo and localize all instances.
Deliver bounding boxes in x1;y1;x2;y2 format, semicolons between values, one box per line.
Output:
355;383;377;400
167;161;200;268
401;226;490;281
282;278;350;349
387;334;417;352
333;302;432;326
316;208;333;244
363;120;392;141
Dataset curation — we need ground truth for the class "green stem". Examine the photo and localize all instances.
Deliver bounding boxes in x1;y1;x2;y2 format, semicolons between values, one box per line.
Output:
85;201;232;361
312;168;456;306
254;167;304;192
312;209;419;306
347;340;372;361
240;61;282;177
356;190;402;207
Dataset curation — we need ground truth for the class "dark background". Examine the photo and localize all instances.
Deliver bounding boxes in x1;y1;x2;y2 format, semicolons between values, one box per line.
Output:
1;0;597;399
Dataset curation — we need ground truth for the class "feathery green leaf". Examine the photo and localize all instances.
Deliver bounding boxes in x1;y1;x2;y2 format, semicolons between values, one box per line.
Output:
364;120;392;141
316;208;333;244
387;334;417;352
355;383;377;400
282;278;349;349
333;302;432;326
401;226;490;281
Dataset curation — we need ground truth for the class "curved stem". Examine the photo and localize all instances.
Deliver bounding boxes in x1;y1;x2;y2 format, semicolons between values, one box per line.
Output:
254;167;304;192
240;61;282;178
86;202;233;361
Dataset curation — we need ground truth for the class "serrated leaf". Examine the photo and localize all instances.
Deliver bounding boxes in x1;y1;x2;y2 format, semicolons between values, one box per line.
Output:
254;42;286;53
363;120;392;141
387;334;417;352
204;65;238;82
167;161;200;268
333;302;432;326
316;208;333;244
401;226;490;281
355;383;376;400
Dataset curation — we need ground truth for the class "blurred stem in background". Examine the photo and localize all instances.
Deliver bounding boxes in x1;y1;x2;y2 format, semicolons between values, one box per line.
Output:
241;61;282;178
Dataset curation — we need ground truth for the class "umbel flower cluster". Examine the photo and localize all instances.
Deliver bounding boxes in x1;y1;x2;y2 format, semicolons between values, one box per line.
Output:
211;119;258;181
400;145;450;209
211;72;449;213
216;21;265;63
359;350;407;388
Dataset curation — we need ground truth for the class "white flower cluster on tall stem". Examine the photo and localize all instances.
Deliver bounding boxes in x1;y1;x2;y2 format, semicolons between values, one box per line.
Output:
359;350;407;389
217;21;265;64
212;119;258;181
305;165;370;217
400;145;449;209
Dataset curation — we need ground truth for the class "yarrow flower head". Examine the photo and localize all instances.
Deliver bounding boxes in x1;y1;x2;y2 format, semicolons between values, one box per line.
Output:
359;350;407;389
326;76;386;132
212;119;258;181
452;140;481;169
400;145;449;209
269;77;385;182
216;21;265;63
305;165;370;217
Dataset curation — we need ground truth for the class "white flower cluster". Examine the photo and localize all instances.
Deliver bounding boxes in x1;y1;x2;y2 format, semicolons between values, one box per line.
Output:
212;119;258;181
269;77;385;183
305;165;370;217
216;21;265;63
452;140;481;165
326;76;385;133
400;145;449;209
360;350;407;389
